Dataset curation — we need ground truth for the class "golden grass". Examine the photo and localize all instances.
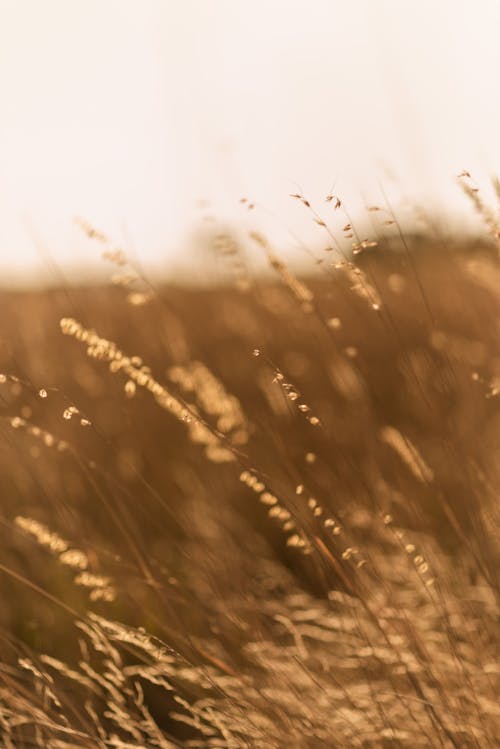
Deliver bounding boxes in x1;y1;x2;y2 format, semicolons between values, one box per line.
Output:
0;216;498;747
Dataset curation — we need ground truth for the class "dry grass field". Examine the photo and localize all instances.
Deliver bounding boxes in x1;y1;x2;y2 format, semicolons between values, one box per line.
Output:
0;219;498;747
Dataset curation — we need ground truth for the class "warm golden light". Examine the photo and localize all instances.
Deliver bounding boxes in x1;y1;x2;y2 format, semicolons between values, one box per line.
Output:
2;1;500;278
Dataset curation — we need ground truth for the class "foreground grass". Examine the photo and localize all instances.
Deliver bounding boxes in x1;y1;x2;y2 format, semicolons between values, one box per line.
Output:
0;237;498;747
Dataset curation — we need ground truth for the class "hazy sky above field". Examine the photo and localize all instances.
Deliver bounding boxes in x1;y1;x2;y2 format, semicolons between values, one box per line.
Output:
1;0;500;281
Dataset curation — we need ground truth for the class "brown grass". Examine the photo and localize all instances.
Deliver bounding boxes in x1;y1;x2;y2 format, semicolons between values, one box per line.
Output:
0;226;498;747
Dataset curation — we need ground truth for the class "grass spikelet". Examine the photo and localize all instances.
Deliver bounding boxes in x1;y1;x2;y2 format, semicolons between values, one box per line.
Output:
249;231;314;309
341;261;382;310
457;172;500;248
60;317;234;461
168;360;249;444
379;426;435;483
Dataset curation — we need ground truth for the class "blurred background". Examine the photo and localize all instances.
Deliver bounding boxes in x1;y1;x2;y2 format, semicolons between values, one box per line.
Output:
1;0;500;283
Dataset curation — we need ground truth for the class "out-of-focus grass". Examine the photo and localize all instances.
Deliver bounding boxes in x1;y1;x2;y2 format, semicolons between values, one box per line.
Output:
0;236;498;747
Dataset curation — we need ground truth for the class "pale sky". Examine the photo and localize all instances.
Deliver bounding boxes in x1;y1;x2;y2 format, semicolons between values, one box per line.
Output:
1;0;500;282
